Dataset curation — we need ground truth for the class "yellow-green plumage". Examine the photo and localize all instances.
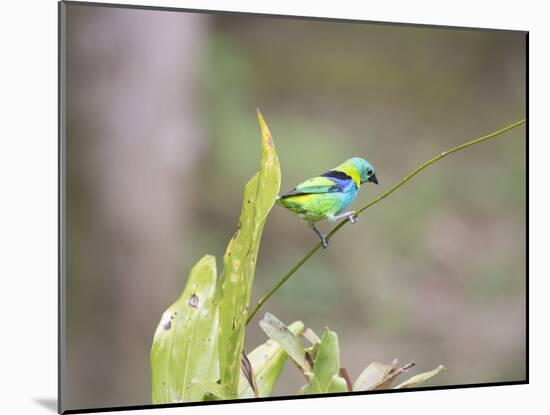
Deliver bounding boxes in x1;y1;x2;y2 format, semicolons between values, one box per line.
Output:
277;157;378;247
278;191;350;223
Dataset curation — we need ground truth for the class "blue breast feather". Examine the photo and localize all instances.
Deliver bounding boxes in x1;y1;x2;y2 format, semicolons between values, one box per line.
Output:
326;177;358;213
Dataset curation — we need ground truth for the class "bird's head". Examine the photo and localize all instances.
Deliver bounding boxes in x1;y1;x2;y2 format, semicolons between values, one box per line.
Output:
347;157;378;186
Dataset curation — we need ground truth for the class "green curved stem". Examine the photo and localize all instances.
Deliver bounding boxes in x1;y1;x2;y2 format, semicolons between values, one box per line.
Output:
246;118;526;325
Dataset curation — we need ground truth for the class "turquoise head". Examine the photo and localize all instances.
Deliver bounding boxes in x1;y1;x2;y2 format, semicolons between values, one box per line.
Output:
338;157;378;186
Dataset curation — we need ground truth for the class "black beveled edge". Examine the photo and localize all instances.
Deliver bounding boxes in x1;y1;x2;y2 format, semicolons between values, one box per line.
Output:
57;1;529;413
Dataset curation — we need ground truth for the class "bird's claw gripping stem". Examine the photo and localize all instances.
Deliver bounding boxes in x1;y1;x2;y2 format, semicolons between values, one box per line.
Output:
348;212;358;224
310;223;329;249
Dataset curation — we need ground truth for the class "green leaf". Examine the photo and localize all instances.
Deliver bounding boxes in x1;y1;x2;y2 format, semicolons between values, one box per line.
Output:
217;110;281;395
326;374;349;393
259;313;312;373
150;255;219;404
191;379;235;401
394;365;445;389
302;329;347;395
353;361;396;391
302;328;321;346
301;328;322;362
238;321;305;398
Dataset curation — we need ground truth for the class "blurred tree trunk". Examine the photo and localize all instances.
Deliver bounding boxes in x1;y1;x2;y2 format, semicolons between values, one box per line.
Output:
65;5;208;408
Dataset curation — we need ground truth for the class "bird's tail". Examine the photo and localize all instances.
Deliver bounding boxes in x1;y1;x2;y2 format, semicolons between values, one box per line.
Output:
278;194;299;208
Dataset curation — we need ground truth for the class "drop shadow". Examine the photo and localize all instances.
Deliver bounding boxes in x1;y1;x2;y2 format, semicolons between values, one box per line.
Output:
34;398;57;412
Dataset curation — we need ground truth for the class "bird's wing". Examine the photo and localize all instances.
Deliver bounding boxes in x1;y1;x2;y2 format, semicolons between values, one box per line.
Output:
280;176;340;198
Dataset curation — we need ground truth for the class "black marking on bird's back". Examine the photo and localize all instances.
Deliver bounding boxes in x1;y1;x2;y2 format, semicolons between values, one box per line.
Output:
321;170;353;181
280;187;338;198
279;188;298;198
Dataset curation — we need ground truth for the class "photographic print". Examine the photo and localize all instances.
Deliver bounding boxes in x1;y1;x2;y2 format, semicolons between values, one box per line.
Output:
59;1;527;412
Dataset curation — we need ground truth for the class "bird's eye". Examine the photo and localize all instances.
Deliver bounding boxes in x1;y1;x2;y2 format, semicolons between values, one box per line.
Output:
367;168;373;176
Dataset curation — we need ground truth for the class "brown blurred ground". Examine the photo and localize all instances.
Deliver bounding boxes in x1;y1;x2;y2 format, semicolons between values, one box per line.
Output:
63;3;526;410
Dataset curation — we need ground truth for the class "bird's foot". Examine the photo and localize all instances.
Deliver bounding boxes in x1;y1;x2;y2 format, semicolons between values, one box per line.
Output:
310;223;329;249
329;211;357;223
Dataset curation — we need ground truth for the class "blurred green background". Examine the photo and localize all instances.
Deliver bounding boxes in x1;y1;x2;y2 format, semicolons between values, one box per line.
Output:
64;3;526;410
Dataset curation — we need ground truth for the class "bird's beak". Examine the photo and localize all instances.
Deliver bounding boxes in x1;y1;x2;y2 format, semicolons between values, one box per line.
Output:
369;174;379;185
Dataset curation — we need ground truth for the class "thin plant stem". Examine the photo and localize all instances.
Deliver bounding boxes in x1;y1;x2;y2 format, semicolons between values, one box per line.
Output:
246;118;526;325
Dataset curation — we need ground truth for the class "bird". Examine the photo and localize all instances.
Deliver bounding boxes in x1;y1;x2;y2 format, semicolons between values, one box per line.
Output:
276;157;378;248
